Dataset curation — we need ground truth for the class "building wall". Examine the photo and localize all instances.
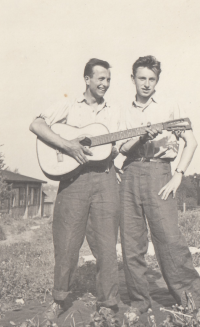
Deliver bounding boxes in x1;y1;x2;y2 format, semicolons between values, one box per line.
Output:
0;181;43;218
9;206;26;218
43;202;54;217
28;204;40;218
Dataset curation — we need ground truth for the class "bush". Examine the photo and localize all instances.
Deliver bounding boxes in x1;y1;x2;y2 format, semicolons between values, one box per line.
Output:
178;211;200;248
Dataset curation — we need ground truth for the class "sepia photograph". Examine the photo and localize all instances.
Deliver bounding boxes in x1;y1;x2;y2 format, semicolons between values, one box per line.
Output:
0;1;200;326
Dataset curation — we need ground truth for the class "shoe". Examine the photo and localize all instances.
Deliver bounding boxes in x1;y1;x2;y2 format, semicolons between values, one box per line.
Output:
44;300;65;321
109;304;119;314
62;293;74;311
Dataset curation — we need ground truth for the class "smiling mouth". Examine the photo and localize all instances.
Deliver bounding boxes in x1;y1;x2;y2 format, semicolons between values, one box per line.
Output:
98;87;106;92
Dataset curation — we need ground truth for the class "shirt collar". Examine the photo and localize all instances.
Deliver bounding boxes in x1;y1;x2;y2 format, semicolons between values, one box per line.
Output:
132;91;157;111
77;93;87;103
77;93;108;113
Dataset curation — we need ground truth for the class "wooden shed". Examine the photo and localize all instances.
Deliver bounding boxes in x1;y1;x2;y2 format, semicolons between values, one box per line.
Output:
42;189;56;217
0;170;46;218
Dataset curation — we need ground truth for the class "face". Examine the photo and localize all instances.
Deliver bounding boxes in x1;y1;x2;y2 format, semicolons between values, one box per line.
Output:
132;67;158;100
85;65;111;99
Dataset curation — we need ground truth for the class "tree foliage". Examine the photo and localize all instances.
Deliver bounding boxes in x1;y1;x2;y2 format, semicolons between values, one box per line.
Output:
0;150;13;204
176;174;198;207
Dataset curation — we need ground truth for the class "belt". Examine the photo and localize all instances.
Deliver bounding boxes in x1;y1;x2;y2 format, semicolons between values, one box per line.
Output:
130;157;171;163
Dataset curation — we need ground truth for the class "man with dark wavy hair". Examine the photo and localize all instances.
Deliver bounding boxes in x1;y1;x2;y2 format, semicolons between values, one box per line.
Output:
116;55;200;314
132;56;162;80
30;58;120;319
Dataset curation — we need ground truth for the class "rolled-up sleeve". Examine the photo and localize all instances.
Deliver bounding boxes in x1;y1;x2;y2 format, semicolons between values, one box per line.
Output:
171;102;187;120
170;102;192;138
34;98;70;126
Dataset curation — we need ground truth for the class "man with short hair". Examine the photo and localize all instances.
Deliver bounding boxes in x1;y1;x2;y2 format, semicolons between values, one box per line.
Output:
116;55;200;313
30;58;120;318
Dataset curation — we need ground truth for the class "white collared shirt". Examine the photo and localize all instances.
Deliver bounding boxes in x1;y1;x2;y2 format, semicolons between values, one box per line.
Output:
114;93;188;168
35;94;120;133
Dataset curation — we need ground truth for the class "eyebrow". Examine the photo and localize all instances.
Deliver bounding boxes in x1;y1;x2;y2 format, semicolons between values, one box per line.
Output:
138;76;156;79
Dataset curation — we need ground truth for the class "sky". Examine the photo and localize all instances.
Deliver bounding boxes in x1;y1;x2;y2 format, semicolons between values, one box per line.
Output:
0;0;200;184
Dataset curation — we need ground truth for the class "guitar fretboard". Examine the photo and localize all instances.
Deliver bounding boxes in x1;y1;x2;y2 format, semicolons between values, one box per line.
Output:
90;123;164;147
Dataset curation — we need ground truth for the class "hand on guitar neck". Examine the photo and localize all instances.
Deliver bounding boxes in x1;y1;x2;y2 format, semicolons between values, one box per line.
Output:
139;123;162;144
121;123;162;155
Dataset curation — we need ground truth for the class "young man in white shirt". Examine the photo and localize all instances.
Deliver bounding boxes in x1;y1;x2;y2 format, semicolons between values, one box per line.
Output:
30;58;120;319
117;55;200;313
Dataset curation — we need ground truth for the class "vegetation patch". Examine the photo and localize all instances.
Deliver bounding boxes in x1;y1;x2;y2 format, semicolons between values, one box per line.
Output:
0;225;6;240
0;209;199;325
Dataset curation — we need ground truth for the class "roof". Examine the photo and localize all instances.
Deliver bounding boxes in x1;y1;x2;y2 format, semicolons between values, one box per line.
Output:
1;170;47;184
42;189;57;203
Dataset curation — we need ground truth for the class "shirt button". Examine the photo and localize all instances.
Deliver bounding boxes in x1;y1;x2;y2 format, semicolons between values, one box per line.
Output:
141;123;143;125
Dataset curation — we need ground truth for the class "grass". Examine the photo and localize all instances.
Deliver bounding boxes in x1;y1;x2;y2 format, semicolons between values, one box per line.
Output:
178;210;200;248
0;209;199;315
144;209;200;269
0;220;54;310
0;214;96;314
0;225;6;240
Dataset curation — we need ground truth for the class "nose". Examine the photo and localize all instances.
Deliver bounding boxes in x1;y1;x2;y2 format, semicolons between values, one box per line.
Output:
102;79;110;88
144;79;150;88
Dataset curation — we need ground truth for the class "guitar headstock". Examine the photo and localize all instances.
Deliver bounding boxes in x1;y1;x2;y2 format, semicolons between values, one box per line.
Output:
163;118;192;132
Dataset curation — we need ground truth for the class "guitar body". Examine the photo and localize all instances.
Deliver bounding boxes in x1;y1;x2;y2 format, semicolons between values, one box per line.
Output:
36;118;191;181
37;123;112;180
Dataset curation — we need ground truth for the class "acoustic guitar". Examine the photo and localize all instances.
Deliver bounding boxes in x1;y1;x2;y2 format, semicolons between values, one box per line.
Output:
37;118;191;180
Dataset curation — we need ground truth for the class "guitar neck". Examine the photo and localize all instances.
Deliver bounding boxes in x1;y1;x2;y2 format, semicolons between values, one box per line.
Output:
90;122;164;147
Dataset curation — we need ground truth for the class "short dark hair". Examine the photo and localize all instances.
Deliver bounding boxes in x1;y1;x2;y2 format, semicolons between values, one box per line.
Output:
84;58;111;77
132;55;161;79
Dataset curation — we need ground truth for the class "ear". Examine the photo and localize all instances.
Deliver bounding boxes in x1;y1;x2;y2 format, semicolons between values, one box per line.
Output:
131;74;135;85
84;75;90;86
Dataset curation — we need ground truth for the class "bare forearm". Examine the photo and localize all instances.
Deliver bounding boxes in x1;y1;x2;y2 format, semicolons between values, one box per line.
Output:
120;126;162;155
176;130;198;173
120;137;140;155
29;118;93;164
158;132;197;200
29;118;68;150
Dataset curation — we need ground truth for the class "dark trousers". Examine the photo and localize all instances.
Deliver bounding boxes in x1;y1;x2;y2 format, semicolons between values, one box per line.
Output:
52;164;120;308
120;161;200;312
